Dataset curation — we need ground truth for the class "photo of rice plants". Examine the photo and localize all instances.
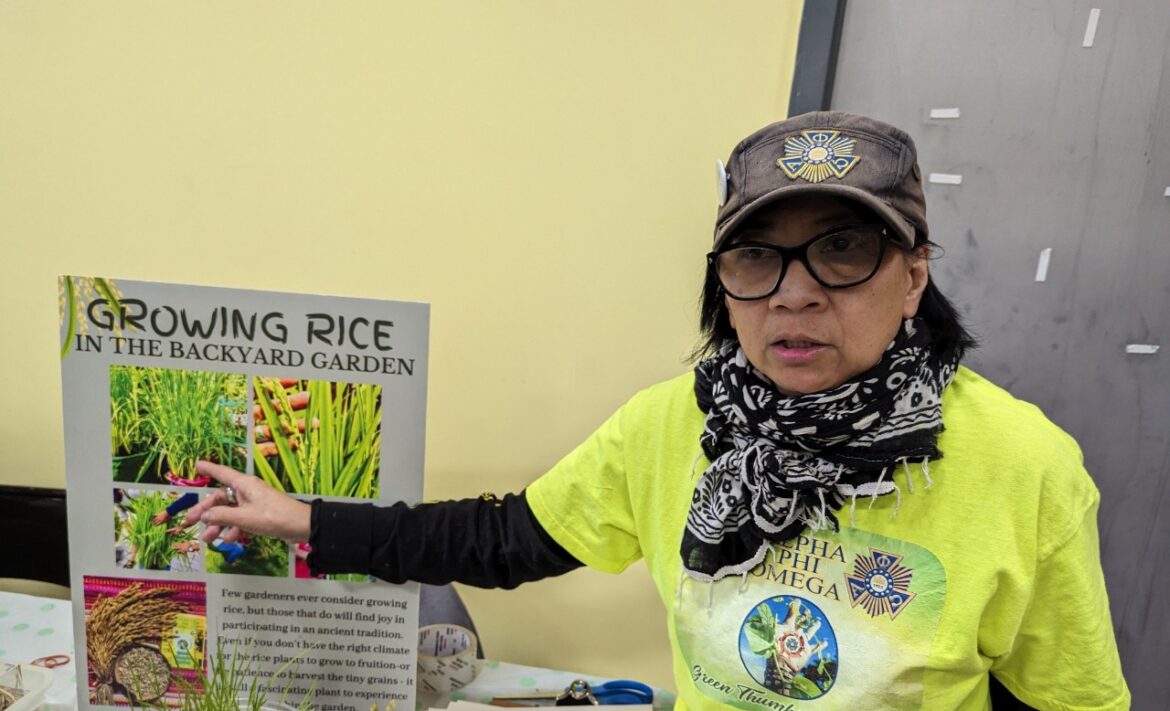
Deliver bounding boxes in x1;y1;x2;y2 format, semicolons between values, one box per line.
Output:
111;365;247;486
252;376;382;499
114;489;202;572
83;576;207;707
205;531;290;577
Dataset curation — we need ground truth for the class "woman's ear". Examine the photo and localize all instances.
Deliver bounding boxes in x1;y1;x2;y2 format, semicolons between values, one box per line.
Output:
902;247;931;319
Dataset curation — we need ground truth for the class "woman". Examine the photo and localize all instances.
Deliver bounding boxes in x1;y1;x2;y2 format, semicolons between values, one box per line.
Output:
189;112;1129;710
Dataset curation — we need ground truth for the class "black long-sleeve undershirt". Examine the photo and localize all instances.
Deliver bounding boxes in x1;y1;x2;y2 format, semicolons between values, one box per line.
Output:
307;490;582;588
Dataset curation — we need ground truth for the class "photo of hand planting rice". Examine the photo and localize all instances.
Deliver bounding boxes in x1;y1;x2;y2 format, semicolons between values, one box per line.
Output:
252;376;382;499
205;530;290;577
111;365;248;486
83;577;207;707
114;489;203;572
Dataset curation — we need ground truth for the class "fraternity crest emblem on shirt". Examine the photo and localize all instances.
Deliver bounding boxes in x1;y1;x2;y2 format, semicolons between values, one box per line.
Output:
777;130;860;183
846;548;916;619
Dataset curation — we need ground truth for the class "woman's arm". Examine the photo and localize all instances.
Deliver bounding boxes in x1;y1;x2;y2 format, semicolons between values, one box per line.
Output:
310;491;582;588
186;460;581;589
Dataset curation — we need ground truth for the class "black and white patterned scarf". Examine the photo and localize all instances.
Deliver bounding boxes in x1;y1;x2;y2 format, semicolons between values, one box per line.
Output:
681;318;960;581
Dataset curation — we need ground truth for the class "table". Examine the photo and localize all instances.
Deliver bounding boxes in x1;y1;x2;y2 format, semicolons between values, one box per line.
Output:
418;661;669;711
0;592;673;710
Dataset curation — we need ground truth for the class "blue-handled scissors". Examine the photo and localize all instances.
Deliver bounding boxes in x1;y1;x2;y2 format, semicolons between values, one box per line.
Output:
583;679;654;705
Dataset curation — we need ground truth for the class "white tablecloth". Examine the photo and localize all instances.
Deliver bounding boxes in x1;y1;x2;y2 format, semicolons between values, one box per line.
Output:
0;591;673;710
0;591;76;710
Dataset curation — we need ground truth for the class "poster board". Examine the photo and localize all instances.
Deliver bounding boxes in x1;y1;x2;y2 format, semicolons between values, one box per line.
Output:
58;276;428;710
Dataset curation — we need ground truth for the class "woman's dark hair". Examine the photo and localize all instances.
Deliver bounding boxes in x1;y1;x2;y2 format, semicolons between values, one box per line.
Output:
694;240;978;362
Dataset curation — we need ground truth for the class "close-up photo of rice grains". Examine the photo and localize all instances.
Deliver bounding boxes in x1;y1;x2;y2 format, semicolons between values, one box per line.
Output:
252;376;382;499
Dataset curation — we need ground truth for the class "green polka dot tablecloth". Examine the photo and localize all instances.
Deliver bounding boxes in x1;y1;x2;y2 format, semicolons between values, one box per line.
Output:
0;591;77;709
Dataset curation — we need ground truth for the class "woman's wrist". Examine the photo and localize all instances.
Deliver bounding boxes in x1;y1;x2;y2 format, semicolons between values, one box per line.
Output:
285;498;312;542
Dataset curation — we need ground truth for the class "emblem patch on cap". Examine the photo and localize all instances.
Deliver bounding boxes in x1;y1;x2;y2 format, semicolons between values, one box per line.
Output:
777;130;859;183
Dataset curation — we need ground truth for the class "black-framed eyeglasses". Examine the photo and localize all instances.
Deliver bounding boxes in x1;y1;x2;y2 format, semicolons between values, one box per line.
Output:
707;224;891;300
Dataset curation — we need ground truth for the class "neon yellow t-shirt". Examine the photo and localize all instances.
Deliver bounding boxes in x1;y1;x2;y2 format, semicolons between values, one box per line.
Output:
527;367;1129;711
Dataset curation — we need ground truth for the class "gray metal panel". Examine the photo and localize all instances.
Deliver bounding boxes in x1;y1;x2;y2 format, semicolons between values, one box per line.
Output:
831;2;1170;708
788;0;848;114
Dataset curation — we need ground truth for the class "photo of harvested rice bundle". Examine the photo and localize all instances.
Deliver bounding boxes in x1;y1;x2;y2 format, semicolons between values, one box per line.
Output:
205;531;290;577
83;577;206;707
252;376;382;499
114;489;202;572
111;365;247;486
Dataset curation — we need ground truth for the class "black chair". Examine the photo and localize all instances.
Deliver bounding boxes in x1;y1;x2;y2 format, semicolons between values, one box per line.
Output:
0;485;71;598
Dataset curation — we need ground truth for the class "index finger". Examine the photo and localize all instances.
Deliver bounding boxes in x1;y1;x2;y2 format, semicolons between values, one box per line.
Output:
195;460;247;488
185;488;232;523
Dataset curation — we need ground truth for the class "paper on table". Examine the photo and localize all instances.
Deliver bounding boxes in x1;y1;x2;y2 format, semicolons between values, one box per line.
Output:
57;277;431;710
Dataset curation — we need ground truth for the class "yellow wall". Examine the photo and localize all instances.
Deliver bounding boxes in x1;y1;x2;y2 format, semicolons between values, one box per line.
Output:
0;1;802;689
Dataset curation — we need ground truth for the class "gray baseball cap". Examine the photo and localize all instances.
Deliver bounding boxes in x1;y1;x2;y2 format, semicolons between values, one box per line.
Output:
714;111;928;250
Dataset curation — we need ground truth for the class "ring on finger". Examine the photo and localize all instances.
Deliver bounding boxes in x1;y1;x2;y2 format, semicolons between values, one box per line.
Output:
224;486;238;506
